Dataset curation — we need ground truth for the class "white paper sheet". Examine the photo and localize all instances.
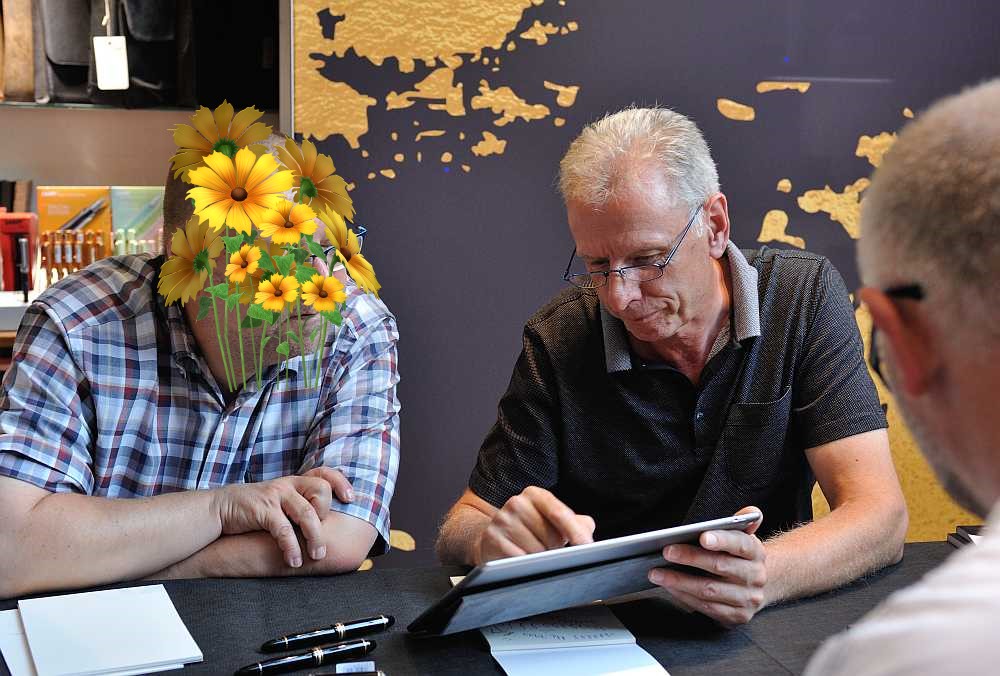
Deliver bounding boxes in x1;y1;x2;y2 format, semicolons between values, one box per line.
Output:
482;605;668;676
493;643;667;676
0;610;37;676
17;585;201;676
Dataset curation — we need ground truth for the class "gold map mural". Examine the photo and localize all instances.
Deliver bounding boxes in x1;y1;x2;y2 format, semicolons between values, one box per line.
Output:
294;0;582;184
717;84;980;538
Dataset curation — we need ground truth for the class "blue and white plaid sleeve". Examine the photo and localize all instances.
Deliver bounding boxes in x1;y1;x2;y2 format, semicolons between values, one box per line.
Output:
0;304;96;494
300;302;400;555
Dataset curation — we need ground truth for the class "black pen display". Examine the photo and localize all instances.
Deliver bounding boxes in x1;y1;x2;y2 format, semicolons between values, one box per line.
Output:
261;615;394;652
235;639;375;676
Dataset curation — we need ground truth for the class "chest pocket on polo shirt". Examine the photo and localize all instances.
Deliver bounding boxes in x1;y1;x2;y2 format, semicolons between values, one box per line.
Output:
718;386;793;489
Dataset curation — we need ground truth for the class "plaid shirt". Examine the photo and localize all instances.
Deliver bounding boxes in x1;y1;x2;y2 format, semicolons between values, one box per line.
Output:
0;254;400;553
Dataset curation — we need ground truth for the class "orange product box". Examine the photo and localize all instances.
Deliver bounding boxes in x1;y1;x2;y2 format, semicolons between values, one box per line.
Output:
36;186;114;273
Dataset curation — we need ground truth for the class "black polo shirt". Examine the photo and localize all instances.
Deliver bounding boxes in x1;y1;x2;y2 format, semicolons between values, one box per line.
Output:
469;245;887;540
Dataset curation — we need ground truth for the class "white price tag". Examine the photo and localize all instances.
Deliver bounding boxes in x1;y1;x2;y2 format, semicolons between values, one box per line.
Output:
92;36;130;90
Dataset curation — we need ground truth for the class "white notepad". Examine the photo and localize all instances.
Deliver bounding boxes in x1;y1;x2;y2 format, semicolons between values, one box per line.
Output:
481;605;668;676
16;585;202;676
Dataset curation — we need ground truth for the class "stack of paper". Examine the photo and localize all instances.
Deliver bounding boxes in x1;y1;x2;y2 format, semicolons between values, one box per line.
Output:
0;585;202;676
481;605;668;676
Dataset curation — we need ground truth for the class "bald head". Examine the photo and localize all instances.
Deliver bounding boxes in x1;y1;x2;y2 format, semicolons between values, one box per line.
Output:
162;132;290;253
859;78;1000;343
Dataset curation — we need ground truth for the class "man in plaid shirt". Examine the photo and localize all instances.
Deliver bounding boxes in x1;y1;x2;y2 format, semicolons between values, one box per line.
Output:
0;172;400;598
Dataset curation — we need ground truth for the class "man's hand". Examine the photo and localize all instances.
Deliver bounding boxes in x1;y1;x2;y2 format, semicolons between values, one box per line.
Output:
647;507;768;627
476;486;596;564
213;467;354;569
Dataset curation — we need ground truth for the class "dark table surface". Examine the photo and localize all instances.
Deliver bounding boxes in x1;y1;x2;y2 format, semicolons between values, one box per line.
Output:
1;542;953;676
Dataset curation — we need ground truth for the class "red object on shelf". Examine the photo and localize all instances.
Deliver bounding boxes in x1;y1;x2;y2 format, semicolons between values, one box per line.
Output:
0;211;38;291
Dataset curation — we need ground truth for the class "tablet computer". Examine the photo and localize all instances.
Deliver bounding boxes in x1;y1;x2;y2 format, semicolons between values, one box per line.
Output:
408;511;761;636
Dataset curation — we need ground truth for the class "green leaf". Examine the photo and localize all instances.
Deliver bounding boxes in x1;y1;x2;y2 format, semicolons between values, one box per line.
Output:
241;315;262;329
197;295;212;321
259;250;277;275
274;254;295;277
225;294;240;311
292;247;309;265
205;282;229;299
294;265;317;285
321;309;343;326
310;326;322;342
275;341;290;356
308;241;327;259
222;235;244;254
247;303;276;325
303;233;315;244
288;332;303;346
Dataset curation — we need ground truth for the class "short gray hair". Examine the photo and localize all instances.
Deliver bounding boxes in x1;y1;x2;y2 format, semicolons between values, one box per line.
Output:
558;106;720;208
859;78;1000;340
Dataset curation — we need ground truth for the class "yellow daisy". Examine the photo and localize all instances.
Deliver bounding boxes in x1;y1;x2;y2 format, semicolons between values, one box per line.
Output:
301;274;346;313
157;215;224;305
276;137;355;221
187;148;293;235
318;208;381;297
224;245;261;284
169;101;272;181
254;273;299;312
258;199;318;245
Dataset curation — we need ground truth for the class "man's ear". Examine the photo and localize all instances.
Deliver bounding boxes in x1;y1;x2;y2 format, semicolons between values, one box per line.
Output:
704;192;730;259
859;287;939;396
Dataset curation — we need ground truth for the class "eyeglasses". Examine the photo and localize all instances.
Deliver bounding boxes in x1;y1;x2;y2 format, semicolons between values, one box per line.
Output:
562;206;702;289
868;283;925;388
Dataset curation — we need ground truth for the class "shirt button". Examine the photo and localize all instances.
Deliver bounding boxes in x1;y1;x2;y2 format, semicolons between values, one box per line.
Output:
695;411;705;422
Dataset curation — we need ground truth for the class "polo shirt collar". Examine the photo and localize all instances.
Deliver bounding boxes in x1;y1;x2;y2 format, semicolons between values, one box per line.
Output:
601;241;761;373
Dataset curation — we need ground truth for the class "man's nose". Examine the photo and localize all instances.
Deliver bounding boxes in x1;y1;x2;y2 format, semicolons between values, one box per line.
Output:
603;271;642;313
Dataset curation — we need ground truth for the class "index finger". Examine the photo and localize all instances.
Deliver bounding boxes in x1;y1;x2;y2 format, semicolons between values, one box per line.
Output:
305;466;355;503
700;529;764;561
531;493;594;545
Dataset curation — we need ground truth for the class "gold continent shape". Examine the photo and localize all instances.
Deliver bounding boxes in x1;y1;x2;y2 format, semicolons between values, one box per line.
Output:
797;178;870;239
758;209;805;249
295;1;377;147
856;131;897;168
386;68;466;116
471;131;507;156
717;98;755;121
756;81;811;94
318;0;540;73
543;81;580;107
472;80;551;126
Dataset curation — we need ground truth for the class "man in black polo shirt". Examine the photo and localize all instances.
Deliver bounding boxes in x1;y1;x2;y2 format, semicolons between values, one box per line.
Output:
436;107;908;626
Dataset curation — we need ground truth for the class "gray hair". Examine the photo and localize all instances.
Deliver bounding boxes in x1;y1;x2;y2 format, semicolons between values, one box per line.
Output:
858;78;1000;341
558;106;720;209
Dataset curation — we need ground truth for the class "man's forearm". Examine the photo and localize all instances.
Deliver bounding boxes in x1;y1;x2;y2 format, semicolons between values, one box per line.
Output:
762;496;907;605
0;484;223;598
436;503;492;565
154;511;378;579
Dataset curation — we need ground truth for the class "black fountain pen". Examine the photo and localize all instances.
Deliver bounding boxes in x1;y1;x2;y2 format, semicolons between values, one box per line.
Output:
261;615;394;652
235;639;375;676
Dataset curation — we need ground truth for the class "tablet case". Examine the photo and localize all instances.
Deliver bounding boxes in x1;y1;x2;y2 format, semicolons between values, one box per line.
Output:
408;553;665;636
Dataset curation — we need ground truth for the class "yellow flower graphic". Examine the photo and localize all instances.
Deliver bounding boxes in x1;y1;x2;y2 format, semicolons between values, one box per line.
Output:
301;274;346;313
276;137;355;222
169;101;272;181
187;148;293;235
318;208;381;297
258;199;318;246
157;215;224;306
224;245;261;284
254;273;299;312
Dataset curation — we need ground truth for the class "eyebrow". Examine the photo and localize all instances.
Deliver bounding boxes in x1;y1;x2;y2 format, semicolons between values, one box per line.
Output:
579;248;669;264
